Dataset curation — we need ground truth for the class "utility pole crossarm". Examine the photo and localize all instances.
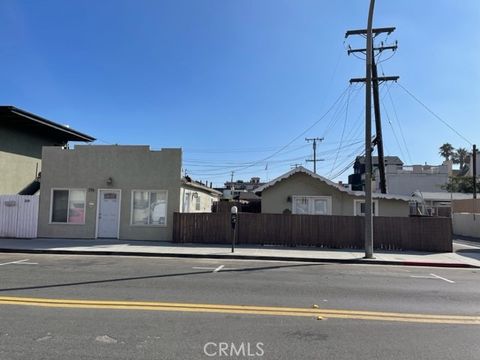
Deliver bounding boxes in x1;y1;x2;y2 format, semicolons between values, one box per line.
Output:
350;76;399;83
305;137;324;174
345;27;395;38
348;45;397;55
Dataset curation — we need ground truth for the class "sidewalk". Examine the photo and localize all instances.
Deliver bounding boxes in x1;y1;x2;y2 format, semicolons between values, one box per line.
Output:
0;237;479;268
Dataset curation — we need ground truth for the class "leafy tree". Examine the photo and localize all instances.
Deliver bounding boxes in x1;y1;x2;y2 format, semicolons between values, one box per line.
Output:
452;147;470;169
442;176;480;193
439;143;454;161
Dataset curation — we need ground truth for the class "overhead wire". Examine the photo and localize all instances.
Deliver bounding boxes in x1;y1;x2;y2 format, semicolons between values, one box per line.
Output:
383;82;413;163
380;95;408;163
329;82;353;176
396;82;473;146
328;144;366;180
186;85;353;177
188;138;364;177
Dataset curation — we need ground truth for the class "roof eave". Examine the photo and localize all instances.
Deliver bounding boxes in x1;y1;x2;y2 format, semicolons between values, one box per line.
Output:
8;106;96;142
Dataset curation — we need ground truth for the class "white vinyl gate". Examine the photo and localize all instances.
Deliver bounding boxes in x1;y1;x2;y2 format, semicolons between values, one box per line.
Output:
0;195;39;238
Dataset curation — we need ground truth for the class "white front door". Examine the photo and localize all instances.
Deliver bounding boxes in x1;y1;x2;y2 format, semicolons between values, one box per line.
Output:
97;190;120;238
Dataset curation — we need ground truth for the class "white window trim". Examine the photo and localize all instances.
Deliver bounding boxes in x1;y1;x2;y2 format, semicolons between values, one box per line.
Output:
292;195;332;215
49;188;87;225
130;189;168;227
195;194;201;211
353;199;379;216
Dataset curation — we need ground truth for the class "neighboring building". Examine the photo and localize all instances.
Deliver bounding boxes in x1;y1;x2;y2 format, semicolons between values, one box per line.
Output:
221;177;265;199
348;156;403;191
256;166;410;217
0;106;95;194
37;145;182;241
181;179;222;213
375;162;451;195
224;176;264;191
465;150;480;177
411;191;473;217
348;155;452;195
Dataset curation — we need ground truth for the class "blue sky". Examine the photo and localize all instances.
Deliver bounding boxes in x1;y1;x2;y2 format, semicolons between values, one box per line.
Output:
1;0;479;186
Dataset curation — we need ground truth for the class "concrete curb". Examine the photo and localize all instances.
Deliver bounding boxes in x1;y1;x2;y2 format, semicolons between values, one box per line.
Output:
0;248;478;269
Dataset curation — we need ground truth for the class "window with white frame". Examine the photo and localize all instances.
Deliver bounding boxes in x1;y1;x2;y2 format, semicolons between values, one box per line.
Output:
195;195;201;211
354;199;379;216
132;190;167;225
292;196;331;215
51;189;86;224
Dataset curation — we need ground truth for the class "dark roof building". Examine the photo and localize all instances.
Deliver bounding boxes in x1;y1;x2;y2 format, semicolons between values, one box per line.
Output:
348;156;404;191
0;106;95;194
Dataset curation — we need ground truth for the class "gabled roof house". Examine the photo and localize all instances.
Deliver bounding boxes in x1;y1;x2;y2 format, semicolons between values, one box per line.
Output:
255;166;411;217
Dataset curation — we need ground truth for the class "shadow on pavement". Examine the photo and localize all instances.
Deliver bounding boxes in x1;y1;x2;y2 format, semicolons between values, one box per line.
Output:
0;263;324;293
455;249;480;262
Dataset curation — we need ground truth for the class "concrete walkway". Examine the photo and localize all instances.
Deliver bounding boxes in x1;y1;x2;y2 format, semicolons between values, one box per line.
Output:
1;237;479;268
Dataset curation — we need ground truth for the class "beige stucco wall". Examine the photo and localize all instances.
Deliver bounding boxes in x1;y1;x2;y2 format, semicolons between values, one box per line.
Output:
0;126;60;194
38;145;182;241
0;152;41;194
261;172;409;217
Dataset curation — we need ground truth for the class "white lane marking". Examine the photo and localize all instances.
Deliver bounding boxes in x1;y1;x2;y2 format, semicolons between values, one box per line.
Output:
192;265;231;273
454;242;480;249
430;273;455;283
213;265;224;273
0;259;38;266
410;273;455;283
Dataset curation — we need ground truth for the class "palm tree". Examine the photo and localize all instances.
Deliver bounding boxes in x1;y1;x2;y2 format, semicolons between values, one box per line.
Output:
452;147;469;169
439;143;454;161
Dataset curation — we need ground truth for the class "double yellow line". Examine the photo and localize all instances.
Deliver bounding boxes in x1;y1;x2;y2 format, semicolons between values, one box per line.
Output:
0;296;478;325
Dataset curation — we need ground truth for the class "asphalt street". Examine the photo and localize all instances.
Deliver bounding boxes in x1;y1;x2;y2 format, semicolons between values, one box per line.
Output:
0;253;479;360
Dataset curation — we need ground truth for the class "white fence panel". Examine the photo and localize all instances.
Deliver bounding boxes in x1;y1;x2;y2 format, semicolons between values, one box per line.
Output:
0;195;19;237
16;196;39;238
452;213;480;238
0;195;39;238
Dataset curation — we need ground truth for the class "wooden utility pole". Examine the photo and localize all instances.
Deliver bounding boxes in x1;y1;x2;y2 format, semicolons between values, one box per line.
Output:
346;30;398;195
372;57;387;193
364;0;375;259
473;144;477;199
344;0;377;258
305;137;324;174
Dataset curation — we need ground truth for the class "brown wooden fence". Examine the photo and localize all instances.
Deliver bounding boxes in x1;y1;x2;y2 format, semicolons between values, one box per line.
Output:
452;199;480;214
173;213;452;252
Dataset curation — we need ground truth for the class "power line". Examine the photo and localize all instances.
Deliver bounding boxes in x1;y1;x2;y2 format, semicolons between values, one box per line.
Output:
321;83;364;138
380;97;408;163
383;81;413;163
186;85;352;177
396;82;473;146
184;140;364;173
329;82;352;176
328;144;366;180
